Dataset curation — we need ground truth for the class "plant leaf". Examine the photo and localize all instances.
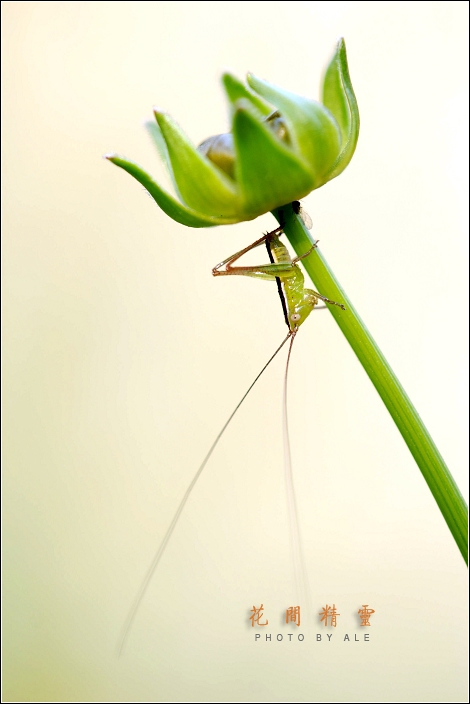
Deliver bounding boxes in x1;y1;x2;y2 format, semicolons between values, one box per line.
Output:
222;73;273;117
232;100;314;214
145;119;173;179
105;155;237;227
154;111;242;218
247;74;341;186
321;38;360;181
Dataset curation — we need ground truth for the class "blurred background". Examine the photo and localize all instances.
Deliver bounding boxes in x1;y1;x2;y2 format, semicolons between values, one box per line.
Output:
2;2;468;701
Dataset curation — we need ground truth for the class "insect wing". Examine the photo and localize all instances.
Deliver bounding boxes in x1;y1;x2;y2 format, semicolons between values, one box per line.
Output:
299;206;313;230
292;200;313;230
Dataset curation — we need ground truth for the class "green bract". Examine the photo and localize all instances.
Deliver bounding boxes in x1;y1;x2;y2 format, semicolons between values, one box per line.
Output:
106;38;359;228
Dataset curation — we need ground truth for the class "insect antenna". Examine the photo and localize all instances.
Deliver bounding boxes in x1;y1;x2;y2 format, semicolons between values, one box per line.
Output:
282;331;312;614
117;330;293;656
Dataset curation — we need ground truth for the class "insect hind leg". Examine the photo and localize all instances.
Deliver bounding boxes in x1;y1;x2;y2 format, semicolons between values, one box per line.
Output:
212;227;283;276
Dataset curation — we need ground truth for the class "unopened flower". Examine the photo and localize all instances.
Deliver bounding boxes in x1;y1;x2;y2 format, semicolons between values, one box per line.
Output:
106;38;359;227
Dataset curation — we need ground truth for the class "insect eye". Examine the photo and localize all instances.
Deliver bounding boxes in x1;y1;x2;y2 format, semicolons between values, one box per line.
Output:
291;313;301;322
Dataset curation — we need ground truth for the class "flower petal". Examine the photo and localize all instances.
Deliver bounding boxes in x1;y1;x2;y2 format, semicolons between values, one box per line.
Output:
321;38;360;181
232;100;314;215
247;74;341;186
105;154;237;227
154;111;242;218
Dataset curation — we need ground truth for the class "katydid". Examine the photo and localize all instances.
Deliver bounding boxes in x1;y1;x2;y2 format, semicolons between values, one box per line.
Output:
117;204;345;655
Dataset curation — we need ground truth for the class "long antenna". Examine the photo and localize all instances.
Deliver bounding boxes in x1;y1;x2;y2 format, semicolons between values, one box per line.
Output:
118;331;293;656
282;332;311;613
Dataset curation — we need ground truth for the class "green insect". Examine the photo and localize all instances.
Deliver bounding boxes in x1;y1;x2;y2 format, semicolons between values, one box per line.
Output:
213;209;344;332
118;203;345;655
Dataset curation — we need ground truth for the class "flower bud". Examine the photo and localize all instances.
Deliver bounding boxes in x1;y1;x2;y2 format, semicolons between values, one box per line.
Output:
106;38;359;228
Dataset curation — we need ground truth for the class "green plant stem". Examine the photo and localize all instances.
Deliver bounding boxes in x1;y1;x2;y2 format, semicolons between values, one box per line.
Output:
275;204;468;564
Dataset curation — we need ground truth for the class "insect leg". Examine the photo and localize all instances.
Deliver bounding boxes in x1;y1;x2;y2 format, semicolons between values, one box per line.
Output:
213;262;297;280
291;241;319;265
212;227;283;275
309;290;346;310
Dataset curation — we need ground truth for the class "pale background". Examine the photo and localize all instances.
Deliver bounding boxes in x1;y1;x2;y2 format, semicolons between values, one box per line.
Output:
2;2;468;702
